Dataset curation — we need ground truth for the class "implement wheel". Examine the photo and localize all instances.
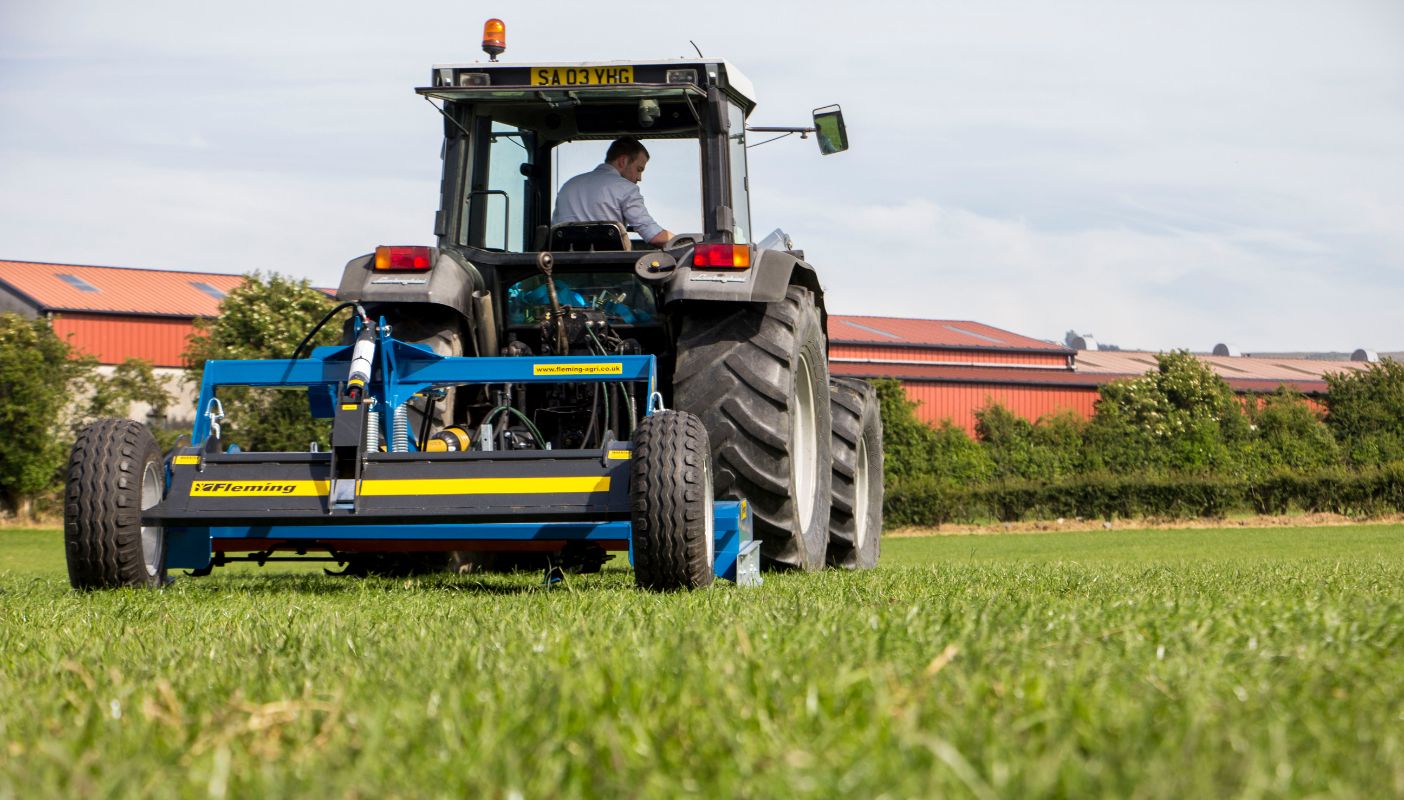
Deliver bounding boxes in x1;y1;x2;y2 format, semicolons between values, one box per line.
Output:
64;419;167;590
631;410;715;591
673;285;833;570
827;378;883;569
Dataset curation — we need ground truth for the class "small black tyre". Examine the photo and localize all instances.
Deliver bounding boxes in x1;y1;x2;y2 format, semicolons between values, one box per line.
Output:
64;419;167;590
673;285;833;570
827;378;883;569
630;410;715;591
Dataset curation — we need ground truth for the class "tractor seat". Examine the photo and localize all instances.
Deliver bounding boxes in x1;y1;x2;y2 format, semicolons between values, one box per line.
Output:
547;221;631;253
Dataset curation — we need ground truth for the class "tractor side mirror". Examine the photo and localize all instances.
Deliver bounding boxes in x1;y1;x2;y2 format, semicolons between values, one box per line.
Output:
812;105;848;155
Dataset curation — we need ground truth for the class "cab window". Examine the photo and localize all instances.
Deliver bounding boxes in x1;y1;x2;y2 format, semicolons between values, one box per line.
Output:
727;102;751;244
463;122;530;251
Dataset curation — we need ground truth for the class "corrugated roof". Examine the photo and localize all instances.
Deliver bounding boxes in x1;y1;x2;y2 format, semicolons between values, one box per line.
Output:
832;360;1333;394
0;259;246;317
1074;351;1368;383
829;315;1071;353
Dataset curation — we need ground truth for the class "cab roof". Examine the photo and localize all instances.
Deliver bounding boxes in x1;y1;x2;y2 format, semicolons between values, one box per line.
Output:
421;58;757;112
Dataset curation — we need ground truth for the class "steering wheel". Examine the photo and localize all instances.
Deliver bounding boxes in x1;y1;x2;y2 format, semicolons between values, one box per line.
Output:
663;234;698;250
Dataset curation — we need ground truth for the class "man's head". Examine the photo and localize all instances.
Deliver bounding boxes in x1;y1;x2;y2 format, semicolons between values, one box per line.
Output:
605;137;649;183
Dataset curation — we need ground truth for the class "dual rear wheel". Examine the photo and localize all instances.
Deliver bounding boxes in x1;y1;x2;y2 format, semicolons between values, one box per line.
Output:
673;285;884;572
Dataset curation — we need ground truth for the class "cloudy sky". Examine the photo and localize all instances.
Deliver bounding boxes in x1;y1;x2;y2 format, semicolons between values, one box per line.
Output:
2;0;1401;351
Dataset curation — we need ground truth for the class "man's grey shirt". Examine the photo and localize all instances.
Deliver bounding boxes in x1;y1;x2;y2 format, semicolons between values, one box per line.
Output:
552;163;664;242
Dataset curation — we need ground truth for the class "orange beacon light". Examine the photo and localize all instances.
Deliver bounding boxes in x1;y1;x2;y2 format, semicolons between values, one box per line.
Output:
482;19;506;61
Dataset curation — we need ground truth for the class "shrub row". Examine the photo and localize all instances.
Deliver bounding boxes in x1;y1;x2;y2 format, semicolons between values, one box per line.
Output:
884;463;1404;528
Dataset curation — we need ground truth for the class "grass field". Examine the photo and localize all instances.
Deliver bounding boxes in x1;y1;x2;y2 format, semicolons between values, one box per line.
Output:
2;525;1402;798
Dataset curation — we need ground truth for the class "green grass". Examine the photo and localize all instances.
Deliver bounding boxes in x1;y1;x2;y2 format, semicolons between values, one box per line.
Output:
2;525;1403;798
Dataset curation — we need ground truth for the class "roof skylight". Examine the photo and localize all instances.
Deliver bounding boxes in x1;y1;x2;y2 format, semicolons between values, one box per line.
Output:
189;281;227;300
55;273;100;293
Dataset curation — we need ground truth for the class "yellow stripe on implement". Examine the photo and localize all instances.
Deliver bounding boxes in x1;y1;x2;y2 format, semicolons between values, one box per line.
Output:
359;476;611;496
191;480;330;497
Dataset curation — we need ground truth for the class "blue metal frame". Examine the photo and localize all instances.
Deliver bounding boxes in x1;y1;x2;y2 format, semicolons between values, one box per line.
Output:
173;323;758;585
165;501;756;584
193;344;659;445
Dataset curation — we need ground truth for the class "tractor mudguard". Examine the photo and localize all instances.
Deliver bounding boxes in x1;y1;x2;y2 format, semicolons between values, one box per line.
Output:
335;249;485;328
662;248;825;309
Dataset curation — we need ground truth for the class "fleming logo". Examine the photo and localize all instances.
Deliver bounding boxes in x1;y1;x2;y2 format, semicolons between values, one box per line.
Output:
191;481;309;496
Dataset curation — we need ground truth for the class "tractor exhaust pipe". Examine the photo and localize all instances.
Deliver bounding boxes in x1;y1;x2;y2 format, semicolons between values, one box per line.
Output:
473;291;498;357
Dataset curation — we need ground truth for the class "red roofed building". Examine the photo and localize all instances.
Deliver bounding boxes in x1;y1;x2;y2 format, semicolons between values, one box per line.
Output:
1;259;1371;436
0;259;243;367
828;315;1368;434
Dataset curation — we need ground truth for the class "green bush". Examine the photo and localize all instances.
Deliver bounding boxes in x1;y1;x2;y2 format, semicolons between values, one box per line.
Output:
183;272;338;452
0;314;92;515
874;379;993;486
1081;351;1249;476
1325;359;1404;467
975;405;1085;483
0;317;179;516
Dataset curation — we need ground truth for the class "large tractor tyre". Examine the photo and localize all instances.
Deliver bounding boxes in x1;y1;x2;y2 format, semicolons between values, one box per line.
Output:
64;419;167;590
630;410;716;591
673;285;833;571
827;378;884;569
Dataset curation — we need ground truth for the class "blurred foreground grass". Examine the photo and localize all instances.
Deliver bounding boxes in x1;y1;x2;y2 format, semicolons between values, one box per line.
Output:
2;525;1402;798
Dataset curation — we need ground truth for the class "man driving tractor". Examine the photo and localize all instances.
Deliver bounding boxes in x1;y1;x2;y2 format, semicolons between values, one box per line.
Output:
552;136;674;247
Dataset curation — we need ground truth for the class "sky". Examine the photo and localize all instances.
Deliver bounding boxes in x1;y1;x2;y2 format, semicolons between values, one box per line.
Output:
1;0;1401;352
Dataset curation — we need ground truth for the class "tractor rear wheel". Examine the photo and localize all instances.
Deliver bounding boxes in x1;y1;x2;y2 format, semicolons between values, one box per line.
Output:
64;419;167;590
827;378;883;569
630;410;715;591
386;312;465;435
673;285;832;570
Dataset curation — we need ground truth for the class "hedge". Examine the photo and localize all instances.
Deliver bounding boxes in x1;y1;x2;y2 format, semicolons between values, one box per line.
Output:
884;463;1404;528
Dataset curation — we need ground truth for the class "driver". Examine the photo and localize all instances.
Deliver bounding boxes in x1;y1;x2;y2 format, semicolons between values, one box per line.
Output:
553;137;673;247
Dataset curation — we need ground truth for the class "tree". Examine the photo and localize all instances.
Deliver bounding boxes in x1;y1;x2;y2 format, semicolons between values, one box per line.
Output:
0;314;93;515
183;273;338;452
1082;351;1249;475
873;378;992;485
78;358;179;451
975;403;1084;482
1242;386;1340;475
1324;359;1404;466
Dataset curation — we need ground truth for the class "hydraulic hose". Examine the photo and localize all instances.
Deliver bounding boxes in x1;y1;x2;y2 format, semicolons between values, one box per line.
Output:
290;302;370;361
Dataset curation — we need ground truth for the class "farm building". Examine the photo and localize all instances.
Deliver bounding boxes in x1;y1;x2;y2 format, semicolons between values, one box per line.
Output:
827;316;1372;434
0;259;248;423
0;259;1377;435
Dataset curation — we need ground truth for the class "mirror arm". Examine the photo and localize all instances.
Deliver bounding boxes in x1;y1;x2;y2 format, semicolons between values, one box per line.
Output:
746;125;816;138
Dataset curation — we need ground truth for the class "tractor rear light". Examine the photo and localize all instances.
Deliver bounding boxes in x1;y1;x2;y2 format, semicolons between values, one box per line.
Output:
458;72;490;87
482;18;506;61
692;244;751;269
374;246;434;271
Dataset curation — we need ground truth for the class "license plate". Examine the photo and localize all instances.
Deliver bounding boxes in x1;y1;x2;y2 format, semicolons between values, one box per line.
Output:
530;66;634;87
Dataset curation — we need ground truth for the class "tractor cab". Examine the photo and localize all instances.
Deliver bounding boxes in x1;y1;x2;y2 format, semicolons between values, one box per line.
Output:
420;58;758;255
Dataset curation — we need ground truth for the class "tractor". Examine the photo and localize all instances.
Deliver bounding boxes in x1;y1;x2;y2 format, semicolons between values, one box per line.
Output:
63;20;884;591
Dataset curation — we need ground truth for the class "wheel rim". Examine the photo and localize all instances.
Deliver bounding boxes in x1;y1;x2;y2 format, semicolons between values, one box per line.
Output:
140;461;163;578
793;352;819;531
853;435;870;552
703;455;715;570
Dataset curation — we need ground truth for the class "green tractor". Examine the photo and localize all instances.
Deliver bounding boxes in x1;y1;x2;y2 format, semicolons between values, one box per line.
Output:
330;23;882;571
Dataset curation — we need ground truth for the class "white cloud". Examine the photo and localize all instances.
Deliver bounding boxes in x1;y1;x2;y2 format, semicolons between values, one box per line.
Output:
1;0;1401;351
